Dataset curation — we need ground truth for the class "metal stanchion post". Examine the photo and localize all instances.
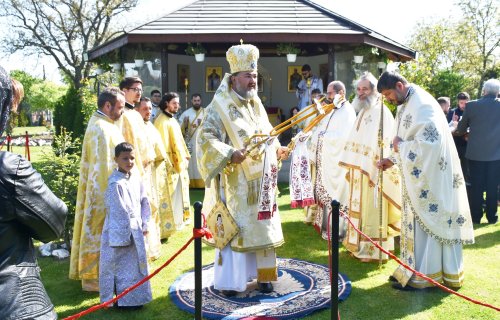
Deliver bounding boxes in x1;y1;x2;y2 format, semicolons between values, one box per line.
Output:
7;134;11;152
193;201;203;320
331;200;340;320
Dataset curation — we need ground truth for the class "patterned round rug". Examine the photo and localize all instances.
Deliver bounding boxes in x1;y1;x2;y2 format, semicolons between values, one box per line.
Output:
169;257;351;319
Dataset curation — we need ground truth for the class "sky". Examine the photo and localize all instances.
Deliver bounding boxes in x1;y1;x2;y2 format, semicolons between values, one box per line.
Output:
1;0;459;83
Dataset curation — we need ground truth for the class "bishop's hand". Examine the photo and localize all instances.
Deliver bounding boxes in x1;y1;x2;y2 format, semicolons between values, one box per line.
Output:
231;148;247;164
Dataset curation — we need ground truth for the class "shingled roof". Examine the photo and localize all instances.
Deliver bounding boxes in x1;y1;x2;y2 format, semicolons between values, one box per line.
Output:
89;0;415;60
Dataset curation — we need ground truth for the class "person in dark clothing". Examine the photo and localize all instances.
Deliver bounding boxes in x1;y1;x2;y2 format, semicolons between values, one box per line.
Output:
0;65;68;320
449;92;471;186
454;80;500;224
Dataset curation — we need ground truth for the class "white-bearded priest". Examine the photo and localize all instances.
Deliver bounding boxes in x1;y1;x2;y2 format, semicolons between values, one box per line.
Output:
377;71;474;290
339;72;401;263
197;43;289;296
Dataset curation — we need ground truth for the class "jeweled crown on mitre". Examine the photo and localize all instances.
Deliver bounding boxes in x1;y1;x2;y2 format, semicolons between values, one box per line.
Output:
226;43;259;74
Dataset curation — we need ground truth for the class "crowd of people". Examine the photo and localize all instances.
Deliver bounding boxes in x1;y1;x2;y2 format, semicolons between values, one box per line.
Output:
0;41;498;318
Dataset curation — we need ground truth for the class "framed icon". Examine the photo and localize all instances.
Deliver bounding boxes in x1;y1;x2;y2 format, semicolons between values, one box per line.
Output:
206;66;223;92
287;66;303;92
177;64;190;92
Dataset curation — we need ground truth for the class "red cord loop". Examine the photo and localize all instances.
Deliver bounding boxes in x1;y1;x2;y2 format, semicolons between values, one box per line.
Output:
193;227;213;240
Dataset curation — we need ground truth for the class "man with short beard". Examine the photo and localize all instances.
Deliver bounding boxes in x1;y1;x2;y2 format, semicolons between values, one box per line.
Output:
339;72;401;263
377;71;474;290
70;87;125;291
197;43;289;296
154;92;191;237
178;93;206;188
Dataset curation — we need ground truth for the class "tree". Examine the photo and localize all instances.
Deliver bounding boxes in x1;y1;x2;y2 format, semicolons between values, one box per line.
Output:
0;0;138;90
428;69;474;106
400;0;498;96
53;83;96;139
29;81;67;112
457;0;499;95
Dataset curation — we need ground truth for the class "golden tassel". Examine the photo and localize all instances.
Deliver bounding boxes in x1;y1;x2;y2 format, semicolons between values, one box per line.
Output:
218;251;223;265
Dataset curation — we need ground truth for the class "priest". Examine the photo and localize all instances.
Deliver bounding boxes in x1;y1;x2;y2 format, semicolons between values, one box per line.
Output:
69;87;125;291
377;71;474;290
154;92;191;235
339;72;401;263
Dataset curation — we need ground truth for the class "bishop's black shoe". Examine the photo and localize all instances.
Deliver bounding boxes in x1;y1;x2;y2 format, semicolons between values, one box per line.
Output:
257;282;274;293
391;283;419;291
221;290;238;297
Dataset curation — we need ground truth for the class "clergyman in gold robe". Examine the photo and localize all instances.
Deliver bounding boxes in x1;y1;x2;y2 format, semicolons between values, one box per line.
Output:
69;87;125;292
154;92;191;235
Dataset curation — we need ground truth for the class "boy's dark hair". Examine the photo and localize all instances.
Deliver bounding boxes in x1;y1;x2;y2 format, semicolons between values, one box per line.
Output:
159;92;179;111
377;71;408;93
115;142;134;157
311;88;321;95
119;77;143;90
150;89;161;96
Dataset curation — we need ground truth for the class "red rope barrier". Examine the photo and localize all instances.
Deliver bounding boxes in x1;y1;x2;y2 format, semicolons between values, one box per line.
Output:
63;227;212;320
338;211;500;312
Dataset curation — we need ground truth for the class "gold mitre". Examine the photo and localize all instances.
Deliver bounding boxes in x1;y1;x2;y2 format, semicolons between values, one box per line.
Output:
226;43;259;74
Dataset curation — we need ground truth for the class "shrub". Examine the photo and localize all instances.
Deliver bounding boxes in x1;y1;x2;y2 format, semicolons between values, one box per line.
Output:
36;127;81;247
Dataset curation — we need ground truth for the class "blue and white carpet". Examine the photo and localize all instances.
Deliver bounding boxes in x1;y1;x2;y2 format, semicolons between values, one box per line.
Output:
169;257;351;319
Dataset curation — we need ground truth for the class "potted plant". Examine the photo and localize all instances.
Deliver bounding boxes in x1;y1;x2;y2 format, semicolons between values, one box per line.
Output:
185;43;207;62
353;45;377;64
376;50;389;69
276;43;301;62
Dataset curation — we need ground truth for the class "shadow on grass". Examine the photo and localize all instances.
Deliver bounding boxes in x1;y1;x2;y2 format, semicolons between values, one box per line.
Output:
468;226;499;249
308;282;449;320
279;220;390;280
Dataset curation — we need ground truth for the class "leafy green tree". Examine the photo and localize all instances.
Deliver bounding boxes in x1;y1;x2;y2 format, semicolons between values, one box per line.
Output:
0;0;138;89
428;70;474;106
401;0;498;96
457;0;499;95
29;81;67;112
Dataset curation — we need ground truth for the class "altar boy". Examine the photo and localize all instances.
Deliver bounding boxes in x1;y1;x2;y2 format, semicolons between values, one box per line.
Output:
100;142;152;307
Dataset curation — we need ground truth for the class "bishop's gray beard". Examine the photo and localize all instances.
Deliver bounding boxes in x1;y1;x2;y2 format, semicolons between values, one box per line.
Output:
352;94;378;113
234;82;258;99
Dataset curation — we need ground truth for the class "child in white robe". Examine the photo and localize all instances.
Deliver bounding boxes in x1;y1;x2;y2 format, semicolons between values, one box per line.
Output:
99;142;152;307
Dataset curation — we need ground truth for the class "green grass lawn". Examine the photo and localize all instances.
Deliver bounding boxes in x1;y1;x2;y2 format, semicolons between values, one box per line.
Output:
39;185;499;320
3;126;53;162
12;125;52;136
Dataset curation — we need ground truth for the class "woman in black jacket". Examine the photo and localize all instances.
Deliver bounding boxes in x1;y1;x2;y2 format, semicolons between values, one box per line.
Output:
0;65;68;320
